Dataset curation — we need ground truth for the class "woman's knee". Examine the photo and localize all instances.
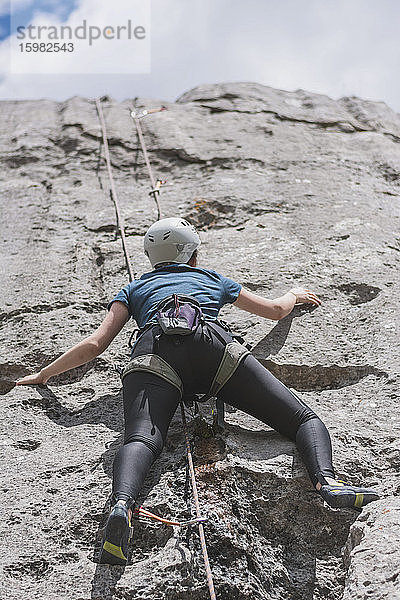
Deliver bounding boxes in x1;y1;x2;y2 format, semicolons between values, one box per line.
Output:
283;392;323;439
123;434;163;460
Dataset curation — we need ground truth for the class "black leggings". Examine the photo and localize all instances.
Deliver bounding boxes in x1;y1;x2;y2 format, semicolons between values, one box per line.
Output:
113;322;335;502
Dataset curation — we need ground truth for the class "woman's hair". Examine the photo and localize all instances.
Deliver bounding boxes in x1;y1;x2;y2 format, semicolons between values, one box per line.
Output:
154;249;198;270
189;249;198;263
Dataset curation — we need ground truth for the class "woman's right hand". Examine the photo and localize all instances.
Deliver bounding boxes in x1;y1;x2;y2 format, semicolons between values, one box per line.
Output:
289;288;322;306
16;371;49;386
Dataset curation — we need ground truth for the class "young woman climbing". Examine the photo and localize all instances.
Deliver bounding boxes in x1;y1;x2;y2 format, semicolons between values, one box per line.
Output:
17;217;380;565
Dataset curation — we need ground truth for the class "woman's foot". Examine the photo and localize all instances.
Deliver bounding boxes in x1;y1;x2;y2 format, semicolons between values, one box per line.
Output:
316;476;380;509
99;500;133;565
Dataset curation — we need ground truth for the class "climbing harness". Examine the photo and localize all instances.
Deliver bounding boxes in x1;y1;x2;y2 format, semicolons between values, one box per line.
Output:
96;97;230;598
202;319;252;426
120;293;251;407
200;340;250;401
121;353;183;396
121;338;250;403
202;338;250;428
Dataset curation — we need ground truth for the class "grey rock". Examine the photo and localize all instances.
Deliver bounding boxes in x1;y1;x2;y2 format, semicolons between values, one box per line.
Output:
0;81;399;600
342;498;400;600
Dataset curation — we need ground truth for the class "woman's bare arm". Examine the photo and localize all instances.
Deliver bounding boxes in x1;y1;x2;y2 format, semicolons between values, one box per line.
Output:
233;287;321;320
16;301;130;385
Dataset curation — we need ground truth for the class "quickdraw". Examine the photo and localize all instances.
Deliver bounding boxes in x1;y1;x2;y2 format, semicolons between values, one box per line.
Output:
134;505;207;528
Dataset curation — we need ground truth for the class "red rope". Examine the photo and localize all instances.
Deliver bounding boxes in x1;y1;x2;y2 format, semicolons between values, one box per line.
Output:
134;505;207;528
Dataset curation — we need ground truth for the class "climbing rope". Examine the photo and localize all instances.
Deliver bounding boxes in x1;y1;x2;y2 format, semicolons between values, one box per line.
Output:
95;98;134;282
95;97;217;600
181;403;217;600
129;106;167;220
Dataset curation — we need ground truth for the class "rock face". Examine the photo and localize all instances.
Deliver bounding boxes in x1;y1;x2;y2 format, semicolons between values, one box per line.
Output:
0;82;399;600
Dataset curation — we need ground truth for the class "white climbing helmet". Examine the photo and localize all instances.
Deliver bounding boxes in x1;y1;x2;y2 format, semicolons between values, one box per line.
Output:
144;217;201;268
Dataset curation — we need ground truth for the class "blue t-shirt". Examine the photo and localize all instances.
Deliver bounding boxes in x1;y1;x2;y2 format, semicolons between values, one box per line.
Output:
108;263;242;328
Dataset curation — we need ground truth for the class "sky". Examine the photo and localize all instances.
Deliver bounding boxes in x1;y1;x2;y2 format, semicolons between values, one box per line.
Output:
0;0;399;111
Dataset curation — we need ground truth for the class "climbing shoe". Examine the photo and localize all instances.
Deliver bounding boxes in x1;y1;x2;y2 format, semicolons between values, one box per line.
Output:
319;482;380;509
99;500;132;565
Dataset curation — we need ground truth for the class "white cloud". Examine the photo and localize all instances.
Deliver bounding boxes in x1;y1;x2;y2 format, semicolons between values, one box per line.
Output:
0;0;399;111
